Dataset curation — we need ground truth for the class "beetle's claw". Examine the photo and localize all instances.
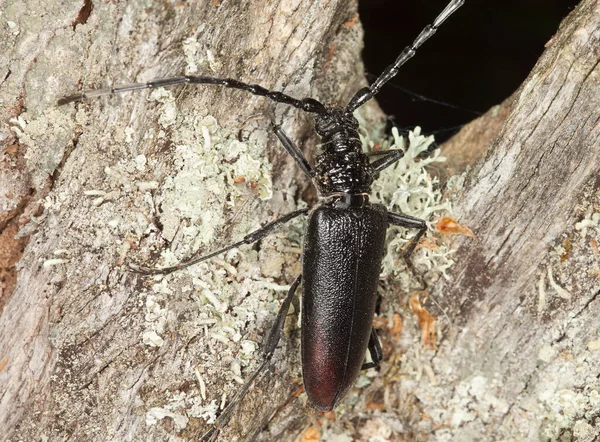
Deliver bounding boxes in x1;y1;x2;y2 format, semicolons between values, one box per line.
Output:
128;262;158;274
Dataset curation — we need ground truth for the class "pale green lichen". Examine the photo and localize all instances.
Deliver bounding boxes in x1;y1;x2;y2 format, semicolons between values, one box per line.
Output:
540;387;600;441
147;88;273;252
136;87;305;426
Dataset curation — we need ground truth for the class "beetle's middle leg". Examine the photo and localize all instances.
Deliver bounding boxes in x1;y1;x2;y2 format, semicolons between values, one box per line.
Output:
201;275;302;441
388;212;428;289
388;212;427;258
131;209;309;275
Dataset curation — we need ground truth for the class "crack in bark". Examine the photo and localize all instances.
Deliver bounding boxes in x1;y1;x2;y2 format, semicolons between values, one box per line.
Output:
77;346;127;392
570;288;600;322
487;225;516;267
520;60;574;151
50;131;82;190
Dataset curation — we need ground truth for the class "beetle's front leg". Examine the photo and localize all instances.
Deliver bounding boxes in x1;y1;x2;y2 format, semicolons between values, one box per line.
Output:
272;123;314;180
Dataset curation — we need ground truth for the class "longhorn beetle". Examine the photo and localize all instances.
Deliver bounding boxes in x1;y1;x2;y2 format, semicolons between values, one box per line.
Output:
58;0;464;437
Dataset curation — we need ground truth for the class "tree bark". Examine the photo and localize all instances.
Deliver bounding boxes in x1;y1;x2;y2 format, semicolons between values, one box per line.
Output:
0;1;598;442
427;1;600;440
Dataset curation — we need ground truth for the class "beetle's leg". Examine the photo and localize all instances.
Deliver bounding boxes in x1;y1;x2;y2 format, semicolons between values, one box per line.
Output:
201;276;302;442
388;212;428;288
369;134;443;174
370;149;405;173
131;209;309;275
361;328;383;370
388;212;427;259
58;75;327;114
272;123;314;180
417;140;440;158
366;149;404;157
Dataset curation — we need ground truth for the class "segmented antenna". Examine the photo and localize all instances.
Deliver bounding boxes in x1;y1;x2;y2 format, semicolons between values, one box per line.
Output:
57;75;327;114
346;0;464;112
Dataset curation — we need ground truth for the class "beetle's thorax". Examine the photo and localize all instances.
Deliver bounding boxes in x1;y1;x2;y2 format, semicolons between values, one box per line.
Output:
314;108;373;196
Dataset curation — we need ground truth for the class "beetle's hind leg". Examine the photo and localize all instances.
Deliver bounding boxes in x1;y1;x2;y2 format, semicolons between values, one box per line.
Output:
130;208;308;275
361;328;383;370
201;276;302;442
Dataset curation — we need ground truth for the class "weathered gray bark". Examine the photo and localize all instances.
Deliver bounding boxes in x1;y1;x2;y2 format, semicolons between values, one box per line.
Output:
426;1;600;440
0;0;598;441
0;1;375;441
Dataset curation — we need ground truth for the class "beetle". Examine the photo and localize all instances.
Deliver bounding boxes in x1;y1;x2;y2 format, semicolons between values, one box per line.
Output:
58;0;464;435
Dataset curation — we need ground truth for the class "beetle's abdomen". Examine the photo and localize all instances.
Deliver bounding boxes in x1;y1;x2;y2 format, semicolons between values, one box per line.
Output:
302;204;388;410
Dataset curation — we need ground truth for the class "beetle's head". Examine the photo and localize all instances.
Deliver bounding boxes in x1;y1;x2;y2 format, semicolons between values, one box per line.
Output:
314;108;359;138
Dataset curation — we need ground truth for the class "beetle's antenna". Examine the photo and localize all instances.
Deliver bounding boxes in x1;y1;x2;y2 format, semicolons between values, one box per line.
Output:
346;0;464;112
58;75;328;114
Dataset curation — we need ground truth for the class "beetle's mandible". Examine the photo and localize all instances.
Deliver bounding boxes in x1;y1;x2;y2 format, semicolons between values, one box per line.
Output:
58;0;464;437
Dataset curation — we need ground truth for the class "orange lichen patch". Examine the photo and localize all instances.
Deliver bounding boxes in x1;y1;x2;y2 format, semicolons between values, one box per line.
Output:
590;237;598;256
5;144;18;155
322;43;337;75
344;12;360;28
389;313;403;335
300;426;320;442
0;219;29;312
233;176;245;183
0;356;8;372
415;236;440;252
366;400;385;411
373;313;403;336
372;316;388;329
436;216;476;239
409;292;437;349
561;235;572;262
292;385;305;397
322;410;336;421
370;142;383;152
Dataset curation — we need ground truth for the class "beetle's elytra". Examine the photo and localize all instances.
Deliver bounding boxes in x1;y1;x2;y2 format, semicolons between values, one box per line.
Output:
58;0;464;438
302;204;388;409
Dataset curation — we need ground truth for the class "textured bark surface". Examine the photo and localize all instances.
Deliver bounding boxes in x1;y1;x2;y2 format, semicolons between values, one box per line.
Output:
1;0;599;441
0;1;371;441
429;1;600;440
